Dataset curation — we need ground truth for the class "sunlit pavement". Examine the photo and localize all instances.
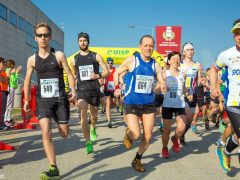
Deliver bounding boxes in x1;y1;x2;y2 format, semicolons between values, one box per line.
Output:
0;107;239;180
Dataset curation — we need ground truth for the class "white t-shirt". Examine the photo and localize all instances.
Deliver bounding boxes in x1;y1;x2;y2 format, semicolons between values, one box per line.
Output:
214;46;240;107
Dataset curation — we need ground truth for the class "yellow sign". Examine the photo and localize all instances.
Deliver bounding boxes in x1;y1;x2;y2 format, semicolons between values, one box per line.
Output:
67;46;164;66
64;47;164;92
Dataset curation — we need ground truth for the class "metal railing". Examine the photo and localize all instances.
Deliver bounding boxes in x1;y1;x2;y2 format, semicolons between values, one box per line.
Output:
18;73;37;85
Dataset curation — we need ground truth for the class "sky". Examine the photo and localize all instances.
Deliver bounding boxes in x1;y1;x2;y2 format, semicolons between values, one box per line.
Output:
31;0;239;70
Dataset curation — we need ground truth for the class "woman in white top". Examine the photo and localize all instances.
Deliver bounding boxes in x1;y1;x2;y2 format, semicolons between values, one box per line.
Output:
161;51;187;159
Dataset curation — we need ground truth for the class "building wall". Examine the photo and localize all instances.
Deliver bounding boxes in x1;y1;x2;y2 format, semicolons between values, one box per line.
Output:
0;0;64;81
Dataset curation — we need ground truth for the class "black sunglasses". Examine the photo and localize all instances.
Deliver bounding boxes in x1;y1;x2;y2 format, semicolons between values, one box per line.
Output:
107;62;113;64
36;33;51;38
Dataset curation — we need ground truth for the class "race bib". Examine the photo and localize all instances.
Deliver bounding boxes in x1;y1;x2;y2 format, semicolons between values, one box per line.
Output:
185;77;191;88
135;75;154;94
79;65;94;81
40;78;59;98
107;81;115;91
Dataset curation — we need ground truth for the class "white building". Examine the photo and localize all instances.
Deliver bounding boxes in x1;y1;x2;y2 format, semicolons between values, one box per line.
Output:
0;0;64;77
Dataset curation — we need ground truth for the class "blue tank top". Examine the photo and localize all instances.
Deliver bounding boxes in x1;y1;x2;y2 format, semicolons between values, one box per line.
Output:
124;54;156;105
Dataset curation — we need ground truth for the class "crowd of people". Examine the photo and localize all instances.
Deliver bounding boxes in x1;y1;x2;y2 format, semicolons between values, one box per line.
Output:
1;18;240;179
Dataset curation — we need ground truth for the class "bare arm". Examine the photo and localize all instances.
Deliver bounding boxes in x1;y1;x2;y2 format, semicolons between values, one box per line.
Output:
56;51;76;101
210;65;221;98
197;62;203;86
23;55;35;111
114;56;133;87
96;54;109;78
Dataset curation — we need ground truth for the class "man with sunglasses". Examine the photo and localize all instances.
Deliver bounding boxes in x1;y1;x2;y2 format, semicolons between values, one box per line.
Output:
0;57;10;130
104;57;117;128
70;32;109;154
23;22;76;180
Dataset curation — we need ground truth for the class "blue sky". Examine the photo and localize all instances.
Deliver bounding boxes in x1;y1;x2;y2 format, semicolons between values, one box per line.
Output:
32;0;239;70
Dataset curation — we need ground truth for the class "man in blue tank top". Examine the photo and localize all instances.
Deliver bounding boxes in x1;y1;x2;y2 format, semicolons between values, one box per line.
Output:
115;35;165;172
23;23;76;180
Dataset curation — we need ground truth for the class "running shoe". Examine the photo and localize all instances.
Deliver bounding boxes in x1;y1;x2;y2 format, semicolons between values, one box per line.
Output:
191;125;197;133
132;158;145;172
86;141;94;154
123;128;132;149
40;165;60;180
238;151;240;165
116;106;119;112
171;136;180;153
159;123;164;133
90;127;97;142
180;136;187;146
205;119;209;130
119;105;123;115
216;146;231;172
107;121;112;128
219;120;226;134
162;147;170;159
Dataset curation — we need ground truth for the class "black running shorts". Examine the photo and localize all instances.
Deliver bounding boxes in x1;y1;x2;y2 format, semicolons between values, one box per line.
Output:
36;97;70;124
162;107;185;119
77;90;100;107
124;104;156;117
226;106;240;138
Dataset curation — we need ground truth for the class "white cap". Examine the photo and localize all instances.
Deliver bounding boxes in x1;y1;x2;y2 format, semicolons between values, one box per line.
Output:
183;43;194;51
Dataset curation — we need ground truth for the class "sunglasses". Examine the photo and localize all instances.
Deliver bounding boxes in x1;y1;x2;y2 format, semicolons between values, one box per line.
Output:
35;33;51;38
107;62;113;64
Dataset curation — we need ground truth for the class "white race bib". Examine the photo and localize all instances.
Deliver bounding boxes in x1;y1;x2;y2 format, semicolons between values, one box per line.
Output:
40;78;59;98
79;65;94;81
135;75;154;94
107;81;115;91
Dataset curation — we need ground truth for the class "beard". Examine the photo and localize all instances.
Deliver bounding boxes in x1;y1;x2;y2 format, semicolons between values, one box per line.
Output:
80;45;88;51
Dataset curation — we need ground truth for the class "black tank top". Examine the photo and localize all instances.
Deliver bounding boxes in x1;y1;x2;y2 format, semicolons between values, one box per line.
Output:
75;51;100;93
35;51;65;99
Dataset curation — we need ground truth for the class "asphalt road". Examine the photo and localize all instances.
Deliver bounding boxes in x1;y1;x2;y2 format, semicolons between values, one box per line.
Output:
0;108;239;180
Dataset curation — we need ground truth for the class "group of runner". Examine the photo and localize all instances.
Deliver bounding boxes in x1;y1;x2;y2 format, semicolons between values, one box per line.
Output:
20;18;240;179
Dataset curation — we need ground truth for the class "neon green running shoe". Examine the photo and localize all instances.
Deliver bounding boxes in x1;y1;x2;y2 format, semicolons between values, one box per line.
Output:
40;165;60;180
90;127;97;142
216;146;231;172
219;120;227;134
86;141;94;154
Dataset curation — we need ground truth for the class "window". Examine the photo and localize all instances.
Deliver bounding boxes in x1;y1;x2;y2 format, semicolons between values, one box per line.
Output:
0;3;7;20
9;10;17;26
26;34;32;46
18;16;25;31
26;22;33;35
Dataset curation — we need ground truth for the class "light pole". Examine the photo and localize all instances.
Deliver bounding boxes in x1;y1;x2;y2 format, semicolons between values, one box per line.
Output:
128;25;155;38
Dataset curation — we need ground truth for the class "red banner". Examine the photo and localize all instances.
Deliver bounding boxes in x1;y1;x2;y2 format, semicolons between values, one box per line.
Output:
155;26;182;57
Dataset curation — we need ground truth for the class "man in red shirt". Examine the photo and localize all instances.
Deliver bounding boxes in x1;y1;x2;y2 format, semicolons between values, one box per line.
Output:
104;57;117;128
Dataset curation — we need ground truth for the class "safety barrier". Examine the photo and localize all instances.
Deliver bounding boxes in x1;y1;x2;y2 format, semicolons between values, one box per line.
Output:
0;85;15;150
14;85;38;130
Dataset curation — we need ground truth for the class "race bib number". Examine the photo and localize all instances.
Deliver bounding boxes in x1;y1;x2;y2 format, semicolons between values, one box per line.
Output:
107;81;115;91
40;78;59;98
79;65;94;81
135;75;154;94
170;91;177;98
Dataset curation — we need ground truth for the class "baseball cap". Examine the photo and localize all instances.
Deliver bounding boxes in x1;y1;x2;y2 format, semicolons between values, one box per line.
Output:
78;32;89;42
107;57;113;62
231;22;240;33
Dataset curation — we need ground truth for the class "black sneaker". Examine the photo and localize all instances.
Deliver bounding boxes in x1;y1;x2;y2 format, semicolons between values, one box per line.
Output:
180;136;186;146
40;165;60;180
108;121;112;128
205;119;209;130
